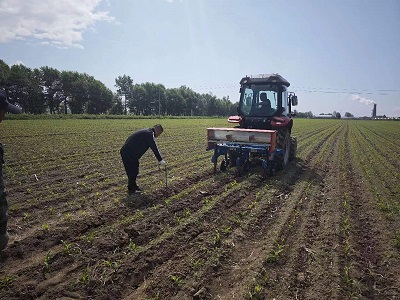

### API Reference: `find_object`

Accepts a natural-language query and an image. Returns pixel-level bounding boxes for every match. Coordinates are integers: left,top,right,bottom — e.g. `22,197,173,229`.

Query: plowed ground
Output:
0,118,399,300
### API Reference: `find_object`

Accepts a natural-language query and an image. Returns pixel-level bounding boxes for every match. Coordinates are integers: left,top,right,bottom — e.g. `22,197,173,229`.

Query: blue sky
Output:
1,0,399,117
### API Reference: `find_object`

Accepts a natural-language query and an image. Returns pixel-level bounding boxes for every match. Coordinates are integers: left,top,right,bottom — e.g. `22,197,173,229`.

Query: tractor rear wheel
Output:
276,128,290,170
289,137,297,161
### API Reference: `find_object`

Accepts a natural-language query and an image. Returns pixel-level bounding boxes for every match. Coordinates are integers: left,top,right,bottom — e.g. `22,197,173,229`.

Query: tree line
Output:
0,60,237,116
294,110,358,119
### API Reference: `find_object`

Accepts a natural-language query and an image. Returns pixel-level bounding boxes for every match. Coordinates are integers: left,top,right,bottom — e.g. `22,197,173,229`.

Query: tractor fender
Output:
271,116,293,130
228,115,242,123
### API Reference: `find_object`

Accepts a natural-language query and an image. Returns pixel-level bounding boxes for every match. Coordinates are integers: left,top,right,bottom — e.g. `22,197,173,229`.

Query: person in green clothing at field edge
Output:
0,89,22,250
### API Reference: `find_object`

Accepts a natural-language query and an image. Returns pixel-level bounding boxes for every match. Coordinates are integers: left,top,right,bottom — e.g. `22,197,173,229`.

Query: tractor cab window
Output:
240,85,279,117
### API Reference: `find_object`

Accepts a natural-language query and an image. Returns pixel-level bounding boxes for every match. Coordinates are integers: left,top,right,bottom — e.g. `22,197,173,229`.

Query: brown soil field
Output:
0,118,399,300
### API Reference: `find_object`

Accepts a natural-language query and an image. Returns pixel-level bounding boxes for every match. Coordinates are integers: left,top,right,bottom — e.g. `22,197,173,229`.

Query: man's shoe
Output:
128,187,142,195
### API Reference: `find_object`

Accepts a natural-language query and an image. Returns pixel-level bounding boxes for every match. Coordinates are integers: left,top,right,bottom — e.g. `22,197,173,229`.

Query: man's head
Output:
260,92,268,102
0,90,22,122
259,92,271,108
153,124,163,137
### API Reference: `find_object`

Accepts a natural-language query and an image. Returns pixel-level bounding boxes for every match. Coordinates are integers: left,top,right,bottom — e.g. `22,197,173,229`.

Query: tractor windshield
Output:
239,84,287,117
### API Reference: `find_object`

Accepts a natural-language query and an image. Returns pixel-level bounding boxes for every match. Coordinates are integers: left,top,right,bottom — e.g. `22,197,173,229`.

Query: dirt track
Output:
0,119,399,299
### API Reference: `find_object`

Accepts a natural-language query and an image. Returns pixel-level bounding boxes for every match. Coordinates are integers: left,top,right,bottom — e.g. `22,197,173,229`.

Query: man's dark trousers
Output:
120,147,139,192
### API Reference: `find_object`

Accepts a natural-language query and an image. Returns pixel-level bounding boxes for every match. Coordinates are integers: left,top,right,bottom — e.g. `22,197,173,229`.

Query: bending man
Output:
120,124,166,194
0,89,22,251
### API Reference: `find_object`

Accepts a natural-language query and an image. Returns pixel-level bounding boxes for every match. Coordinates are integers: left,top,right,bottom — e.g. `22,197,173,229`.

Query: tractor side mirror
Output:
291,95,298,106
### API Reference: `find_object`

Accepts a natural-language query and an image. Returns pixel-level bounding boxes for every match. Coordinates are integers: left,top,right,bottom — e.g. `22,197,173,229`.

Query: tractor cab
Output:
229,74,298,130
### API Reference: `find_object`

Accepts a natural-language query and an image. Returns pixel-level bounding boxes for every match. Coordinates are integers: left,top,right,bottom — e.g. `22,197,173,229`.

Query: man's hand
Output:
159,160,166,166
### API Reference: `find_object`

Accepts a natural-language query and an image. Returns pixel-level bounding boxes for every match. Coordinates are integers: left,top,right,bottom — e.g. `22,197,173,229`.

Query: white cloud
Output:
352,94,375,105
0,0,114,48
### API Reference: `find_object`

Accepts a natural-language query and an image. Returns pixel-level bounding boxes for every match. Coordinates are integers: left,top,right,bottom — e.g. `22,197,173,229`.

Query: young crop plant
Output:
105,223,117,236
287,209,300,229
266,239,286,263
142,293,160,300
102,259,120,270
394,230,400,249
225,180,238,191
229,214,243,227
248,201,258,210
247,284,264,300
65,213,72,222
213,229,222,248
79,266,91,285
42,223,49,231
128,239,138,252
61,240,81,256
43,251,53,271
23,212,30,222
170,274,184,286
0,274,14,288
223,226,232,234
191,258,204,269
81,231,96,243
204,196,212,207
185,208,191,218
175,213,183,225
343,264,354,287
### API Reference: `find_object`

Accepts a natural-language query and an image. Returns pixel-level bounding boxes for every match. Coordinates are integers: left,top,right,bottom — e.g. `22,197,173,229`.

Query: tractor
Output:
207,73,298,177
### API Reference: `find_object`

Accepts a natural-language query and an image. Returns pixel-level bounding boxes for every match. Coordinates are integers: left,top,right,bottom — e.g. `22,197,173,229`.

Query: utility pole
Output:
122,94,127,115
158,90,161,118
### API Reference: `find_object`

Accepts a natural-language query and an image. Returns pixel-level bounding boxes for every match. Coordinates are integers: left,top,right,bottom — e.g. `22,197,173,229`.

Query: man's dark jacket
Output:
121,128,162,161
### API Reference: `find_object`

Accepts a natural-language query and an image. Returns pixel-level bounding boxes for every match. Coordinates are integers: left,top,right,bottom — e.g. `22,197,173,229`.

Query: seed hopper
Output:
207,127,282,177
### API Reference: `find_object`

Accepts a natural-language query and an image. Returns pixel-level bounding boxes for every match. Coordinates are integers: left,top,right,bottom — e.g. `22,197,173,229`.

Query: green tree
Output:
178,86,197,115
333,111,341,119
86,77,113,114
130,84,147,115
115,75,133,114
344,112,354,118
27,68,46,114
165,88,185,115
110,94,123,114
38,66,63,114
0,60,10,88
141,82,161,115
61,71,83,114
7,64,34,112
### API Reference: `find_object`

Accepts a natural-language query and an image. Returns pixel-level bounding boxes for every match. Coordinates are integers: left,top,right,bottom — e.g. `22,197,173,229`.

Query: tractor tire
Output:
276,128,290,170
228,150,238,167
289,137,297,161
220,160,228,171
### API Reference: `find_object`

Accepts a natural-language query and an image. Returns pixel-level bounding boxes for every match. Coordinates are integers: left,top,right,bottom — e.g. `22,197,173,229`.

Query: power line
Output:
189,83,400,95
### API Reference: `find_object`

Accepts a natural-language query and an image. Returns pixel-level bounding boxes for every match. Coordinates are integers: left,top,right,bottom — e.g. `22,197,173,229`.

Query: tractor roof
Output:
240,73,290,87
